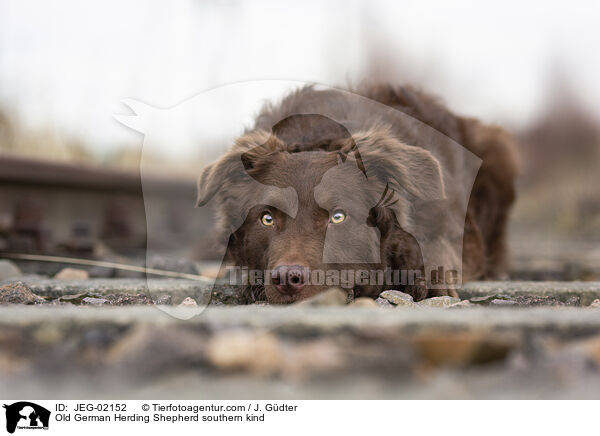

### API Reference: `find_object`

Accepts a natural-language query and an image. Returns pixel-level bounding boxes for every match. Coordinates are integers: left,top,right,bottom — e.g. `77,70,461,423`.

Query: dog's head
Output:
197,115,445,303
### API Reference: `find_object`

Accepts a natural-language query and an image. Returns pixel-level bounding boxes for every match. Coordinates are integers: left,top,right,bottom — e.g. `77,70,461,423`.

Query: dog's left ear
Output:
353,129,445,201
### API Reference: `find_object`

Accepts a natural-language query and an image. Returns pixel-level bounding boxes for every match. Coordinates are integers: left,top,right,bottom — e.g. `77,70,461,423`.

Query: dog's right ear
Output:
195,156,234,207
196,130,281,207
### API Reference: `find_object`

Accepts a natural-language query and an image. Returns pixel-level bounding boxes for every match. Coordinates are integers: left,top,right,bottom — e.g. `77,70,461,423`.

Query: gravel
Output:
2,305,600,398
0,281,45,305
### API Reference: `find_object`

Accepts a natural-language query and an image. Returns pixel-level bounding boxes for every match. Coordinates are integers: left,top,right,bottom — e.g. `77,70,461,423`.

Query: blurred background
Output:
1,0,599,275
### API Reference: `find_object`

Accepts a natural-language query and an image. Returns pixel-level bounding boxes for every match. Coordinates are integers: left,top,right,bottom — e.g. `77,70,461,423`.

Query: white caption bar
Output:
0,400,596,435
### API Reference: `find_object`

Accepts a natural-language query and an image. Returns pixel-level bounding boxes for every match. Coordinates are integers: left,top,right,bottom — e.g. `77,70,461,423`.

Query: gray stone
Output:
469,293,579,307
178,297,198,307
469,295,500,305
82,297,109,306
448,300,474,308
55,293,90,305
379,290,416,306
417,296,461,307
0,260,22,281
375,297,393,307
490,299,518,306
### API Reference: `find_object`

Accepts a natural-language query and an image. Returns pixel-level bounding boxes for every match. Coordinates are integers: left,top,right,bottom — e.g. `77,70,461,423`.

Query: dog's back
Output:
359,85,518,278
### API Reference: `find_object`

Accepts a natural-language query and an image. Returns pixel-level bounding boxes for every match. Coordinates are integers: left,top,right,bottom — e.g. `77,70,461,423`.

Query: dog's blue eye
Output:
261,212,274,226
330,210,346,224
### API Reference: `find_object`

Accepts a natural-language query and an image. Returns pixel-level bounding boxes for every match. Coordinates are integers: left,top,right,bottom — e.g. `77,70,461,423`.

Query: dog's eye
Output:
330,210,346,224
261,212,275,226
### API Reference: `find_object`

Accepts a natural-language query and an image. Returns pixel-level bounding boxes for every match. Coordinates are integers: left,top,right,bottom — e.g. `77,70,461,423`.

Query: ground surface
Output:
2,251,600,399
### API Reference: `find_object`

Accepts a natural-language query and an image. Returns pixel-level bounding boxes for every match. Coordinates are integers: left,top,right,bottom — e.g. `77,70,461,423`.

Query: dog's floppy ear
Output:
196,130,277,207
353,128,445,201
196,154,240,207
196,153,248,207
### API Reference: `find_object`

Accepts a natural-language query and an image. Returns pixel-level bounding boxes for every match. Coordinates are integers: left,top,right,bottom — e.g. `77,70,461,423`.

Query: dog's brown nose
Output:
271,264,308,295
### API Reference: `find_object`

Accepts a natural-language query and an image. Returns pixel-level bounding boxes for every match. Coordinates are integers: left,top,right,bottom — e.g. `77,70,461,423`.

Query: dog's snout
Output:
271,264,308,295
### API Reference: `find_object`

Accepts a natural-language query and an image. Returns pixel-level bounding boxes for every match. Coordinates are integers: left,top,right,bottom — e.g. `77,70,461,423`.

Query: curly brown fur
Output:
197,85,518,303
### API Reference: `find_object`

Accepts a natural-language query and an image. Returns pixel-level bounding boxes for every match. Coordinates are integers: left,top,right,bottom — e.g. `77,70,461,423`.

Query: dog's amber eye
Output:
330,210,346,224
261,212,274,226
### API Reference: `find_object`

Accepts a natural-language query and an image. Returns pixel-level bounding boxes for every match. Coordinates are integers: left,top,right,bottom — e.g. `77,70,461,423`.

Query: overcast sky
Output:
1,0,599,157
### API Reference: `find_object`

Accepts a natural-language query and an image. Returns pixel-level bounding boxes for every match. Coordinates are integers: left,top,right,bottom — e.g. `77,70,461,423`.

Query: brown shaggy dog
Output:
197,85,518,304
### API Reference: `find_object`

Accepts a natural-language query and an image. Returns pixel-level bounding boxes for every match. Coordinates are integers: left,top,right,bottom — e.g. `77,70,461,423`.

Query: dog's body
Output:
197,85,517,303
